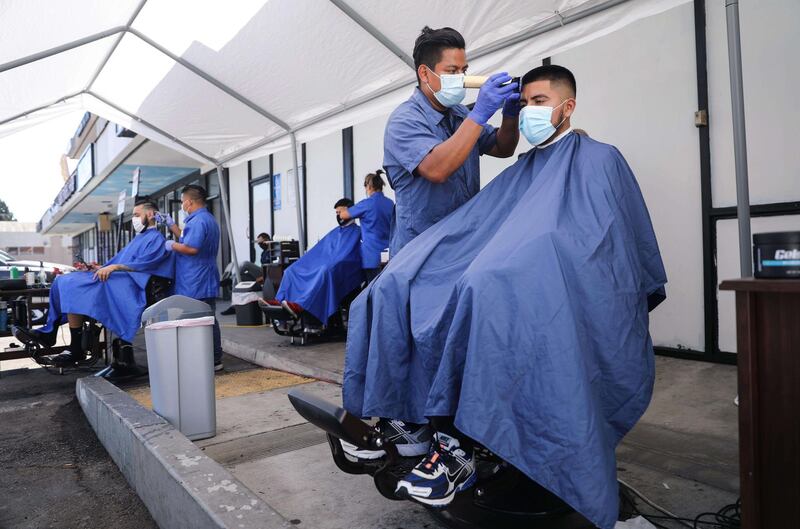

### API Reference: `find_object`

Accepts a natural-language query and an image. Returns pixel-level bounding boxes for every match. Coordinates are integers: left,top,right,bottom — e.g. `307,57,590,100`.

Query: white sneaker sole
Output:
340,439,431,460
395,471,477,507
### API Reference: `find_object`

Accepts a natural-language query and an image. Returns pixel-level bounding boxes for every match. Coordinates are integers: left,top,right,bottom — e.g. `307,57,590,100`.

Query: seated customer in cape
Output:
342,65,667,529
12,197,175,366
263,198,364,325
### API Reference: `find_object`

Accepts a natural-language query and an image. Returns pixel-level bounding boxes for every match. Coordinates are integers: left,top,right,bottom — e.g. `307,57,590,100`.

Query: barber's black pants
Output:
364,268,380,284
202,297,223,363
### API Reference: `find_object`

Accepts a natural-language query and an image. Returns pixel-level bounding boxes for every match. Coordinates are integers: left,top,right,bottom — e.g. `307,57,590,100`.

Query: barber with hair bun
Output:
336,170,394,283
162,183,224,371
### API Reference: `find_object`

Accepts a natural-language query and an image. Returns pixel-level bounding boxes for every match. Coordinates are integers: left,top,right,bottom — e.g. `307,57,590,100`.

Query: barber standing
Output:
336,170,394,283
161,184,224,371
384,26,520,256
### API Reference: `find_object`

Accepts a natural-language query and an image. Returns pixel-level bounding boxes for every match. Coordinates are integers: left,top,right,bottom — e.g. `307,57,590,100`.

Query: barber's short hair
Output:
334,198,354,209
181,184,208,203
364,170,385,192
413,26,466,83
134,196,157,211
521,64,577,97
257,232,271,241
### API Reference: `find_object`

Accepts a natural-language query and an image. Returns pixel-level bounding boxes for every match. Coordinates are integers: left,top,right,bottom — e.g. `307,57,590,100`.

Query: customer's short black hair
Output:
364,170,385,192
521,64,577,97
412,26,466,83
134,195,157,211
334,198,354,209
181,184,208,203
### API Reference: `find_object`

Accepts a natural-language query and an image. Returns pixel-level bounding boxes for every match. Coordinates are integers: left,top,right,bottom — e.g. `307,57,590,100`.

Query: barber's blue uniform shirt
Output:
175,207,220,299
383,88,497,255
347,191,394,269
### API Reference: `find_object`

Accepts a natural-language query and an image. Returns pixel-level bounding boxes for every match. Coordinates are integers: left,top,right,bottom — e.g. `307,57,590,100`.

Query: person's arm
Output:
93,263,133,282
417,73,518,182
486,114,520,158
167,241,199,256
416,121,486,184
339,199,369,222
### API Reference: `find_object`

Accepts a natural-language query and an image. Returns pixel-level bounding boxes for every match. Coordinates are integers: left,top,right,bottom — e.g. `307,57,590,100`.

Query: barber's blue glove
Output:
165,240,176,252
468,72,519,125
155,212,175,227
502,91,522,118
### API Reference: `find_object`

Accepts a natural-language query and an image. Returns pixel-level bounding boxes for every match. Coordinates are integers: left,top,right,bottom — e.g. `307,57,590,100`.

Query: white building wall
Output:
353,115,395,203
305,131,344,246
228,162,251,264
271,147,303,241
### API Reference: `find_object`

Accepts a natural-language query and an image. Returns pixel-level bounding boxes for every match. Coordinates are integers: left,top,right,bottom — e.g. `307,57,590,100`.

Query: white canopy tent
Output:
0,0,752,282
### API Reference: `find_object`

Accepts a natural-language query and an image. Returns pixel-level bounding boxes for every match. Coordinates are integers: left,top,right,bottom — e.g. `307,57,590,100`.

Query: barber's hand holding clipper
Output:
468,73,520,125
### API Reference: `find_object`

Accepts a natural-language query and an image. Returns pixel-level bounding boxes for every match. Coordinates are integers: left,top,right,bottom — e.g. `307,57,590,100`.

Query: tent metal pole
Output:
86,91,216,165
87,91,243,282
290,132,306,255
328,0,415,69
0,91,84,128
215,165,241,283
725,0,752,276
0,27,126,74
85,0,150,91
127,28,292,132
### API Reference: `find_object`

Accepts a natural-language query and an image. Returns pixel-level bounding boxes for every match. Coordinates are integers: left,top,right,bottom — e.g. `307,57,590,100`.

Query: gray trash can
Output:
232,281,263,326
141,295,216,440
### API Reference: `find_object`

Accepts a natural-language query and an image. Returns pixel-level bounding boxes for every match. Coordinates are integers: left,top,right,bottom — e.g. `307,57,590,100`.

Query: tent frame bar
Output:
85,0,150,91
328,0,415,69
0,27,126,74
126,27,292,132
0,91,84,128
86,90,242,281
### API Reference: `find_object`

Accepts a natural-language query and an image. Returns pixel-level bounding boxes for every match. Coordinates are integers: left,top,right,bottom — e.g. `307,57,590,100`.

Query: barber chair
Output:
259,288,359,346
287,389,634,529
94,276,172,380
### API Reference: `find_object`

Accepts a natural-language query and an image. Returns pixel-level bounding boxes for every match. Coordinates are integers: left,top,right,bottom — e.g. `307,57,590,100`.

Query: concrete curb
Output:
76,377,292,529
221,337,343,384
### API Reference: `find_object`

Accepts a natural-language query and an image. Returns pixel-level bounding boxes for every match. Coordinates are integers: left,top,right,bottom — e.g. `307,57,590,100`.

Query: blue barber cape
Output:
343,132,667,529
276,223,364,323
39,228,174,342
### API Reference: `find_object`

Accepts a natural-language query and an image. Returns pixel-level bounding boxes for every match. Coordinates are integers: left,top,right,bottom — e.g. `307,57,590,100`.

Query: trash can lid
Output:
233,281,260,292
141,295,214,325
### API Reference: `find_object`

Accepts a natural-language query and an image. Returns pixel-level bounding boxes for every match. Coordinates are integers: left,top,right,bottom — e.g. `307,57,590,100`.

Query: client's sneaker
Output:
395,432,476,507
340,419,432,460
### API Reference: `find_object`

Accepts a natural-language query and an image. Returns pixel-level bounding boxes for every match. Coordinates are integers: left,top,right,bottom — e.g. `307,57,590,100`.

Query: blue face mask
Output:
426,67,466,108
519,100,569,146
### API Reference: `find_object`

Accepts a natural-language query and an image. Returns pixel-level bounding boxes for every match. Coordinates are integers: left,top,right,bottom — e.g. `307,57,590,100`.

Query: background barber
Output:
384,26,520,256
161,184,224,371
336,170,394,283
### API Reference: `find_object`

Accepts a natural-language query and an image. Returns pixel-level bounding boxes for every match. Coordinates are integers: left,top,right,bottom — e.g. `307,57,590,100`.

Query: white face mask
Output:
132,216,146,233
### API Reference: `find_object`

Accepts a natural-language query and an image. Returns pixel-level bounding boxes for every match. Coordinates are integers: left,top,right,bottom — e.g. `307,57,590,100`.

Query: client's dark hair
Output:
334,198,354,209
181,184,208,203
521,64,577,97
257,232,271,241
364,170,385,191
412,26,466,84
134,195,157,211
